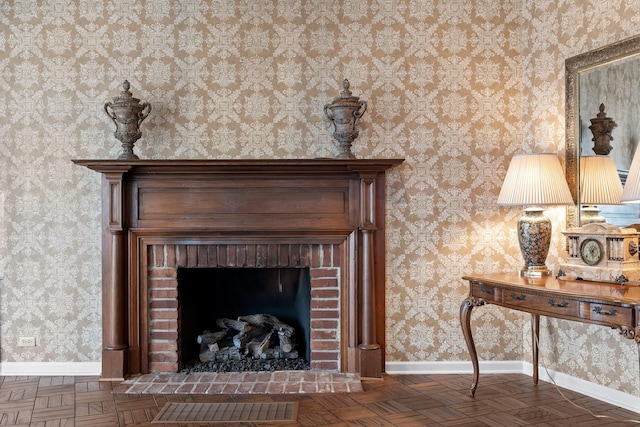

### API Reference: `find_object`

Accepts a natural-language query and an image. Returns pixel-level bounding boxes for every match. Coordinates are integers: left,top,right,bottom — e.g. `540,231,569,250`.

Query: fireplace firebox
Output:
148,241,342,373
178,267,311,368
73,158,403,380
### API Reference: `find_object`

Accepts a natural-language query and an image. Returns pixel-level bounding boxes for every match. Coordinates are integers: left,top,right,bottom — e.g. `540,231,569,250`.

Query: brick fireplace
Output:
73,158,403,380
148,242,341,373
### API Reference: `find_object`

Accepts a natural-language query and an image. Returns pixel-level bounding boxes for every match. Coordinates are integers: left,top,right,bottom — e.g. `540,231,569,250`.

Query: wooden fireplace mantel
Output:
73,158,404,380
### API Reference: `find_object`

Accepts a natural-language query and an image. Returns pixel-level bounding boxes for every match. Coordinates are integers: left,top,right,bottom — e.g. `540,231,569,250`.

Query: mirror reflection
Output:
579,55,640,226
565,35,640,228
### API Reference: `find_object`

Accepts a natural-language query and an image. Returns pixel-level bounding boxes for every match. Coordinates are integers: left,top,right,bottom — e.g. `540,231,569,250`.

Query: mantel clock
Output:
558,222,640,284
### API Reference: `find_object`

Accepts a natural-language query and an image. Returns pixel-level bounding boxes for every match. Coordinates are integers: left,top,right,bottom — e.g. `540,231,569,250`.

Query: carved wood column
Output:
358,171,382,378
100,166,131,380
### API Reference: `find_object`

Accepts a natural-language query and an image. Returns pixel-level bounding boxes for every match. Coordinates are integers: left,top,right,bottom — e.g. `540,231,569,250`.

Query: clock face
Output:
580,239,603,266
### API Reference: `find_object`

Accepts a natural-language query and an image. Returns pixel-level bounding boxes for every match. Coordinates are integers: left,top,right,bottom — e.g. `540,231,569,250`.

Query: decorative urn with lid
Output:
104,80,151,160
324,79,367,159
588,103,617,155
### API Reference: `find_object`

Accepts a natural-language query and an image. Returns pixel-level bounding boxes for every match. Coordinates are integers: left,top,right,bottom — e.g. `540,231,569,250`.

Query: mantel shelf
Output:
72,158,405,175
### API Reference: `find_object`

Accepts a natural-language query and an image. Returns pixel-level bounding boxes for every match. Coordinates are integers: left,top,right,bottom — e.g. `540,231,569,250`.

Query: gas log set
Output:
196,313,302,365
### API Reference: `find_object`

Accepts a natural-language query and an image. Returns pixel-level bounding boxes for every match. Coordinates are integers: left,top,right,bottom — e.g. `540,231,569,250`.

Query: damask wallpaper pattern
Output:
0,0,638,396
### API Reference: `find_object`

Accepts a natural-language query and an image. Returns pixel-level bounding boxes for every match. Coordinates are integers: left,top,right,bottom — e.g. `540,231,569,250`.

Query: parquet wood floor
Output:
0,373,638,426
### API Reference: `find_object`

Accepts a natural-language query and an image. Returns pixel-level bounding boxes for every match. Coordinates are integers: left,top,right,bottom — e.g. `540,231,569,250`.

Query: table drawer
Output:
582,302,633,326
504,291,579,317
471,282,500,301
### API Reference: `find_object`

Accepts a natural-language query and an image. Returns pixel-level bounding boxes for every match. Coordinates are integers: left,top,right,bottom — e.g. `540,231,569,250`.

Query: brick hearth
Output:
148,243,341,373
115,370,363,394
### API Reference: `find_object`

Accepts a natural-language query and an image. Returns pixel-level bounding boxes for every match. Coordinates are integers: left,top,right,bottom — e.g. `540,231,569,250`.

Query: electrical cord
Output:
534,331,640,424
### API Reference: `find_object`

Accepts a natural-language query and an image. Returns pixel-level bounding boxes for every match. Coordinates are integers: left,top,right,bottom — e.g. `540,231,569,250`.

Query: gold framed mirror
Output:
566,34,640,228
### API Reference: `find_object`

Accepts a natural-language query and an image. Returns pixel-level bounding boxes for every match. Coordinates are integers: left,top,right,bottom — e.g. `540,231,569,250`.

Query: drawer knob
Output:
510,292,526,301
548,299,569,308
593,306,617,316
480,286,494,295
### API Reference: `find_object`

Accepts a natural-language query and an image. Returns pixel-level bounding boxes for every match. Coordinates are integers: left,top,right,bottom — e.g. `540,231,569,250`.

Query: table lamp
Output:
621,144,640,203
579,155,623,224
497,153,574,277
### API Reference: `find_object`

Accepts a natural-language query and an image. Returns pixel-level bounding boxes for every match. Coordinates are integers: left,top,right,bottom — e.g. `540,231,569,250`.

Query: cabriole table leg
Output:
460,297,480,396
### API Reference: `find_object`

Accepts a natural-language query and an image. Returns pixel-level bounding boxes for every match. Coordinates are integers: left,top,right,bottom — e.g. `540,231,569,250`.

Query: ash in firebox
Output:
180,357,310,373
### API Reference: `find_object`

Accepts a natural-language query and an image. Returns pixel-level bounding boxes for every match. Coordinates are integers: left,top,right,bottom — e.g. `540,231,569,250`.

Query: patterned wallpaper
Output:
0,1,638,396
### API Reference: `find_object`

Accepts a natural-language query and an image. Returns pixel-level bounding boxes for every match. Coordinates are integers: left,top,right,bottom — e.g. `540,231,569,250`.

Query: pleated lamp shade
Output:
497,153,573,277
580,156,622,205
497,153,574,207
622,145,640,203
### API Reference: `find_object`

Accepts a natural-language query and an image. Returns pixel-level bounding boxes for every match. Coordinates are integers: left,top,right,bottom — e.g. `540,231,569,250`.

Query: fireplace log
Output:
278,331,294,353
239,313,295,337
282,349,298,359
199,344,214,362
232,326,263,349
261,348,281,359
247,331,274,358
199,344,242,362
216,318,249,332
197,330,227,345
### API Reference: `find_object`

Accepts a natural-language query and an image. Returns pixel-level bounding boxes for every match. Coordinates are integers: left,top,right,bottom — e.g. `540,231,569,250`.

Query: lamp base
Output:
517,207,552,277
519,265,552,277
580,206,606,224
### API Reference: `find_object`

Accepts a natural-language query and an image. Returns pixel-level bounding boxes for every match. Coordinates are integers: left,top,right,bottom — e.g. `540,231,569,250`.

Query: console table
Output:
460,273,640,396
